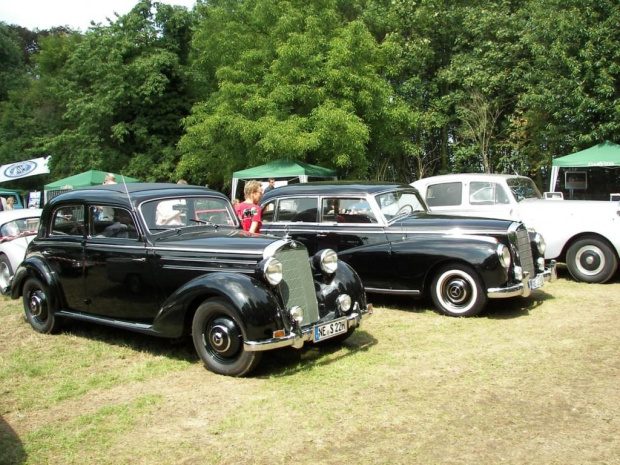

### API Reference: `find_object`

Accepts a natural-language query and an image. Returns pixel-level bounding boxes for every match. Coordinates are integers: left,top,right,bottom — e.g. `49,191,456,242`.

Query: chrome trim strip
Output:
364,287,421,296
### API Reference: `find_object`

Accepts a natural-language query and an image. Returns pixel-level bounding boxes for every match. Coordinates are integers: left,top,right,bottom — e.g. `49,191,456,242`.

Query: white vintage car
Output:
0,208,42,294
412,174,620,284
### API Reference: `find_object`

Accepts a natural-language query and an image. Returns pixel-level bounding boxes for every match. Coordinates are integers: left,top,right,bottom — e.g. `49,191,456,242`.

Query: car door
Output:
83,206,160,321
41,203,88,311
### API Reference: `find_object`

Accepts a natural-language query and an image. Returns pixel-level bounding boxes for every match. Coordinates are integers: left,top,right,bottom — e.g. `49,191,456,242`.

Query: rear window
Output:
425,182,462,207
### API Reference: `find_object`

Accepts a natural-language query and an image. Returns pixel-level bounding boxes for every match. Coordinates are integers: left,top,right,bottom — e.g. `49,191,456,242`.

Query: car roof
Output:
0,208,43,223
413,173,530,186
48,183,228,207
261,181,411,201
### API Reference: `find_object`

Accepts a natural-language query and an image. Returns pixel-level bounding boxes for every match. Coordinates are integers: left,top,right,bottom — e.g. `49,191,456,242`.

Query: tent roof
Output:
552,141,620,168
232,159,336,180
45,170,140,190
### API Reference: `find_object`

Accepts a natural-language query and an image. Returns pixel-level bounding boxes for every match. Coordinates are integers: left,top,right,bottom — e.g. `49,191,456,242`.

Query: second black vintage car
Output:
10,183,372,376
260,182,557,317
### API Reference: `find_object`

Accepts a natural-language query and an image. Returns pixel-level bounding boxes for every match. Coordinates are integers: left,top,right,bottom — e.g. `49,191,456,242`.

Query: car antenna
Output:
120,173,137,215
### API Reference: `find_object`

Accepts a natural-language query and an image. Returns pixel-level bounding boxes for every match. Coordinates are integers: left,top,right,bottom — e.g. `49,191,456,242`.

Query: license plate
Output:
530,274,544,290
313,318,347,342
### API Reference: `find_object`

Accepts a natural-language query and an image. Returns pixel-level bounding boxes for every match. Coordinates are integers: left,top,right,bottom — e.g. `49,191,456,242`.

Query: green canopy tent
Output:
231,159,337,199
44,170,140,201
550,141,620,195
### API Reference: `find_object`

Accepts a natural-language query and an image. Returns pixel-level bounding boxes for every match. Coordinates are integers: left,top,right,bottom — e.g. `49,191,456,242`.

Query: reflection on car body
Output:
11,183,371,376
261,182,557,317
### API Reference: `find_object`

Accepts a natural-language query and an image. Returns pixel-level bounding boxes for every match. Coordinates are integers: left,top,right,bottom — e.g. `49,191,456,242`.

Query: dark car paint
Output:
12,183,368,346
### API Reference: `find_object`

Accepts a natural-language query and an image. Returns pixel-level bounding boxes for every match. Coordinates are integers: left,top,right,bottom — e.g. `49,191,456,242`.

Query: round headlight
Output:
336,294,352,313
534,233,546,255
315,249,338,274
497,243,511,269
262,257,283,286
289,306,304,324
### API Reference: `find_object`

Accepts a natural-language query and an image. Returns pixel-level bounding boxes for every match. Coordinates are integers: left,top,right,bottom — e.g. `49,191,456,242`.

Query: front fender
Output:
315,260,367,313
11,255,60,299
152,272,285,340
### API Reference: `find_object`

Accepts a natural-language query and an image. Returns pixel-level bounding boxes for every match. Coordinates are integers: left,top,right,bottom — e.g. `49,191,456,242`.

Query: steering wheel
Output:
396,205,413,216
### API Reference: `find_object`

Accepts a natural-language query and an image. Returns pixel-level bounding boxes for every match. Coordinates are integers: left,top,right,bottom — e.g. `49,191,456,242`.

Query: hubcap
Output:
575,245,604,276
0,263,10,290
436,270,477,314
204,316,241,359
28,291,47,320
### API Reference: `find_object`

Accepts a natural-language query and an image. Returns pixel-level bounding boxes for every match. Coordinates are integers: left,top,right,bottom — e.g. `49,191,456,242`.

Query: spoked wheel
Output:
23,277,61,333
430,264,487,317
192,298,262,376
566,237,618,283
0,255,13,295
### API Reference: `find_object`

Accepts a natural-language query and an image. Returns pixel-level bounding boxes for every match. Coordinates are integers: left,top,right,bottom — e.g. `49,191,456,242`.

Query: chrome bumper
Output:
244,303,373,352
487,260,557,299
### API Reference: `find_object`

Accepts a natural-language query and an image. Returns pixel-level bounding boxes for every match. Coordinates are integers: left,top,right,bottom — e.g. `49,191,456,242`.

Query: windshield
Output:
141,196,237,233
506,177,542,201
375,190,427,221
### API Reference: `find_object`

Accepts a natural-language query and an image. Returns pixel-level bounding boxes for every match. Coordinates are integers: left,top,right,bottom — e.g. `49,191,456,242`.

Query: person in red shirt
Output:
234,180,263,233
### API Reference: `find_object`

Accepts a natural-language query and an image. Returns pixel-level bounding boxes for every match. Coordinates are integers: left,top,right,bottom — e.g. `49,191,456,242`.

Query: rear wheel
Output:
566,237,618,283
23,277,61,333
0,255,13,295
430,264,487,317
192,298,262,377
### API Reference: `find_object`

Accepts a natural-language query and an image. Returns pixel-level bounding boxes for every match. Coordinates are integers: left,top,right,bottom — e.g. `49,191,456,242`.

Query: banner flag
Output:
0,156,51,183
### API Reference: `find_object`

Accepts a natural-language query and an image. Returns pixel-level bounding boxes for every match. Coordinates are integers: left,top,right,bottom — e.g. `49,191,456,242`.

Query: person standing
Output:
235,180,263,233
5,197,15,210
263,178,276,194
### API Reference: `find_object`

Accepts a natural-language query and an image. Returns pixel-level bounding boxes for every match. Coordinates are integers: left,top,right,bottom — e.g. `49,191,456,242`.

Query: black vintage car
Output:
260,182,557,317
10,183,372,376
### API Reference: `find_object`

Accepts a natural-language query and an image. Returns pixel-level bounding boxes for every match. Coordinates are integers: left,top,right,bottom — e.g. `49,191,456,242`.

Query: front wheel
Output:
23,277,61,333
566,237,618,283
192,298,262,377
430,264,487,317
0,255,13,295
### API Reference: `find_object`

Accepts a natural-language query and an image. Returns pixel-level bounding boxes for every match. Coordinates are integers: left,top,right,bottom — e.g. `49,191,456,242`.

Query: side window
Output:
291,198,318,222
51,205,85,237
470,182,506,205
425,182,462,207
335,198,376,223
273,198,318,222
92,207,138,239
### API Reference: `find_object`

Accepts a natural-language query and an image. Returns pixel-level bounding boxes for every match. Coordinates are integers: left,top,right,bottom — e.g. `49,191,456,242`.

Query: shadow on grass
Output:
56,319,378,378
367,285,556,320
0,416,26,465
253,328,379,378
58,319,199,364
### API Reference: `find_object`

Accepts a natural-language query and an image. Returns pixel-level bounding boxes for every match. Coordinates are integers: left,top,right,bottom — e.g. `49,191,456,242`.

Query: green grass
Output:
2,271,620,464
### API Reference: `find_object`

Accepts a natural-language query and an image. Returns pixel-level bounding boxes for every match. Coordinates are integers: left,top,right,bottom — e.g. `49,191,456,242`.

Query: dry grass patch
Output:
2,269,620,464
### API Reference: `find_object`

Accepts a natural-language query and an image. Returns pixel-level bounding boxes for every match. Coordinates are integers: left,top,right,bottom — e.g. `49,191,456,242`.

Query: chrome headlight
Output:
289,306,304,324
497,244,511,269
313,249,338,275
259,257,283,286
534,233,546,255
336,294,352,313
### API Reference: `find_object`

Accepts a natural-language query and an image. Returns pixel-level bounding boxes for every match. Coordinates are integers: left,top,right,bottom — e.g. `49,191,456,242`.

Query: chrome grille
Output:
274,247,320,326
515,227,535,278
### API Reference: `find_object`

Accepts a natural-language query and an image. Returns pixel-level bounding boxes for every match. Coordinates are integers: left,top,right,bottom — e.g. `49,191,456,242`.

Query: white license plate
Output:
530,274,544,290
313,318,347,342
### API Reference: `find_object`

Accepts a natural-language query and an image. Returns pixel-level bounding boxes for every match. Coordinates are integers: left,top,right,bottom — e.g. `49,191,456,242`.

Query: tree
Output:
178,0,409,190
42,0,196,181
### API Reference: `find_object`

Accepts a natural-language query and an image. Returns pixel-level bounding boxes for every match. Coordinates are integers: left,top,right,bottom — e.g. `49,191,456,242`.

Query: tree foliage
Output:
1,0,620,193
